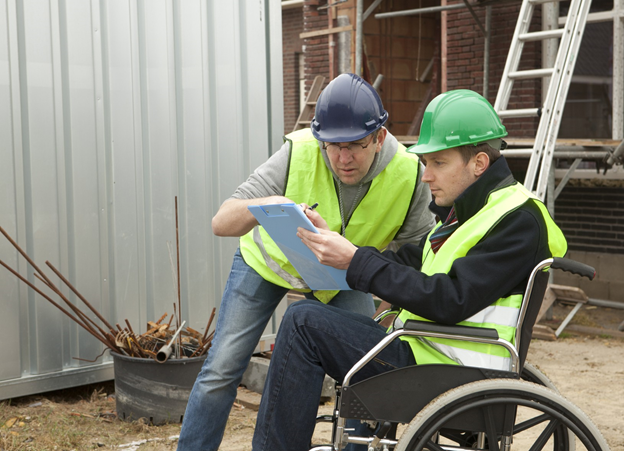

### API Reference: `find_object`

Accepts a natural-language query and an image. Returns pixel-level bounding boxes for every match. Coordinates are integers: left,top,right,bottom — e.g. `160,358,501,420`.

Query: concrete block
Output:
580,278,610,301
241,356,336,400
598,254,624,281
609,282,624,303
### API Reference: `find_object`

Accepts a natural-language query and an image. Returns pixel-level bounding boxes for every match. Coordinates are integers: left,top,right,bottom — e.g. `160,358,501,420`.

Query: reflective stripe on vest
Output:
396,181,567,370
239,128,421,300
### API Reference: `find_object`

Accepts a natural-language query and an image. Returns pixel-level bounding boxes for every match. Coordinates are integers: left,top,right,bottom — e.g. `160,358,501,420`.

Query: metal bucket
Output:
112,352,206,424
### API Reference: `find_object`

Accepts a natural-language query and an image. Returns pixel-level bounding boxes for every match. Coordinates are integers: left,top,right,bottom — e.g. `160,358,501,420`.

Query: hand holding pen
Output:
303,202,329,230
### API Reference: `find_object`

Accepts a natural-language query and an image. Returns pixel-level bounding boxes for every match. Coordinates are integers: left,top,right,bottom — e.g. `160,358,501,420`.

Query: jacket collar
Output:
428,156,517,224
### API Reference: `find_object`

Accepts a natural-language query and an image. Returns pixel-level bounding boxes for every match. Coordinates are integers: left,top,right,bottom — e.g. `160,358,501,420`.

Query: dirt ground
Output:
1,302,624,451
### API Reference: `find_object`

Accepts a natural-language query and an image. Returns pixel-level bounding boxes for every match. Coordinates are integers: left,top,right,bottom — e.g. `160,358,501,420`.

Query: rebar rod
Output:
0,225,56,288
175,196,182,353
46,260,117,334
201,307,217,342
32,272,117,349
0,259,118,352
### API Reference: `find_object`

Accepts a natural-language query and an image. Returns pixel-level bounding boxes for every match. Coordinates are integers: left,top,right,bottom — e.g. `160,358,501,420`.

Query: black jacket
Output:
347,156,557,326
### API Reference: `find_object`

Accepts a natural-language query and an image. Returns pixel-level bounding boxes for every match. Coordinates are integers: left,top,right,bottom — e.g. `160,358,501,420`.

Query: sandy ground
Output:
2,304,623,451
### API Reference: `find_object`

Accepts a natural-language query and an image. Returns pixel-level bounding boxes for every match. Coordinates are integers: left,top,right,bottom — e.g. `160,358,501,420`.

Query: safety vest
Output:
239,128,421,301
396,181,567,370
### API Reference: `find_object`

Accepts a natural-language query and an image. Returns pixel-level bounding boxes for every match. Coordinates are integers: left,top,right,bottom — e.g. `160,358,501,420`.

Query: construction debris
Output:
0,218,216,362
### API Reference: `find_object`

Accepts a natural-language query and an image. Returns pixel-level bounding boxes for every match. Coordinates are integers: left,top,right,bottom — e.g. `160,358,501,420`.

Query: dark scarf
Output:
429,207,459,253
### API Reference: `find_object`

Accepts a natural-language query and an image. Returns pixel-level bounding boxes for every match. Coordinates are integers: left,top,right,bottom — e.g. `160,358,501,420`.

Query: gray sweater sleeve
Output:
230,141,290,200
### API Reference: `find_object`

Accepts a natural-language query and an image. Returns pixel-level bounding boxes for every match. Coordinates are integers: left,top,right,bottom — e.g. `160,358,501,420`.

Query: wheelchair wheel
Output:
522,362,575,451
522,362,558,391
395,379,609,451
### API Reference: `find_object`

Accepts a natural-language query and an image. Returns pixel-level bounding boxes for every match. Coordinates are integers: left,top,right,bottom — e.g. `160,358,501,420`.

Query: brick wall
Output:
303,0,331,98
446,2,541,138
282,7,304,133
361,0,438,135
552,182,624,302
556,184,624,254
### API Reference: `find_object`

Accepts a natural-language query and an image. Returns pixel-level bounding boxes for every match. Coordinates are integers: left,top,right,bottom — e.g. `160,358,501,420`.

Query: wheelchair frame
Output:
310,257,609,451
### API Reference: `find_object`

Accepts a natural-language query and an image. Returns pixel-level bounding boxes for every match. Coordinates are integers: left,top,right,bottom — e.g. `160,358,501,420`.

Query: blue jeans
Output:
177,250,375,451
252,300,415,451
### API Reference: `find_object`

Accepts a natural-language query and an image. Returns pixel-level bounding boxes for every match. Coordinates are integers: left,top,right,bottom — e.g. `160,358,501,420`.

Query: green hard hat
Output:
408,89,507,155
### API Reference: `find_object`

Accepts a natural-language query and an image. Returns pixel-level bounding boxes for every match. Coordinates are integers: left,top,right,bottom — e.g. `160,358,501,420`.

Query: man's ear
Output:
375,128,388,153
473,152,490,177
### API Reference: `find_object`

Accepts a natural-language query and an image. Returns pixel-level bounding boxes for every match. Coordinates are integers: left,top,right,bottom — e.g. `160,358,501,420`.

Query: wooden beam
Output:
300,25,352,39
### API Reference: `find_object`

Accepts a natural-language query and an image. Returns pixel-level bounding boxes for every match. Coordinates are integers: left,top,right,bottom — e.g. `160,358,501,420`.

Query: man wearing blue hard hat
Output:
177,73,435,450
249,89,567,451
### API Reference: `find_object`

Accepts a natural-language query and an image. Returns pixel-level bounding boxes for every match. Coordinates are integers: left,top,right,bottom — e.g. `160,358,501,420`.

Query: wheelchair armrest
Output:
404,320,499,340
374,309,399,323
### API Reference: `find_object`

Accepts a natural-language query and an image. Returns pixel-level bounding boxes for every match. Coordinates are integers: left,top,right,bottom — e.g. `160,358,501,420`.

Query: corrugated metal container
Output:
0,0,284,400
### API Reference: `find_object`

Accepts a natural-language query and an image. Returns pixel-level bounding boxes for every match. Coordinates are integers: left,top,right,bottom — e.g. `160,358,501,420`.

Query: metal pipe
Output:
606,139,624,165
372,73,384,90
175,197,181,339
588,298,624,309
0,259,118,352
502,149,611,159
375,2,465,19
156,320,187,363
483,5,491,98
363,0,384,21
355,0,363,75
46,260,117,333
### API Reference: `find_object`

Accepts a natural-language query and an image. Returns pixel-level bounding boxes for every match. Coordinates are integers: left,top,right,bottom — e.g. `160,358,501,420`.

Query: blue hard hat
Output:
311,73,388,143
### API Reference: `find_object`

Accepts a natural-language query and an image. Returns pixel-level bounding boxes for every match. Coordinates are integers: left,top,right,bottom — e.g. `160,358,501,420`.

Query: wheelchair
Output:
311,257,610,451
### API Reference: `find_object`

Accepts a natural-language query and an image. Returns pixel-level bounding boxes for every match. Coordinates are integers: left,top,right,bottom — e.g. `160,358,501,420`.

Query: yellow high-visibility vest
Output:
240,128,421,301
396,181,567,370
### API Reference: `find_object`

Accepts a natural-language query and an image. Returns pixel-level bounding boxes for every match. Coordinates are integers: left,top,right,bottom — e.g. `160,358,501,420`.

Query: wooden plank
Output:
300,25,352,39
532,324,557,341
548,284,588,303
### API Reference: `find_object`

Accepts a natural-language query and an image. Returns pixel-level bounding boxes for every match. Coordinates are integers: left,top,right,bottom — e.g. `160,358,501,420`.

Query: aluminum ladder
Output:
494,0,593,201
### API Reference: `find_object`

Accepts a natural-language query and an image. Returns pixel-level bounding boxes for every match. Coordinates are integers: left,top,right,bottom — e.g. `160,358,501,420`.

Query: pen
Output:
308,202,319,211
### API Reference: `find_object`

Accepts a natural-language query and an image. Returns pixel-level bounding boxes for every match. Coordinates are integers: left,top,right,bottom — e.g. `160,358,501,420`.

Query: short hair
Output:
455,142,501,165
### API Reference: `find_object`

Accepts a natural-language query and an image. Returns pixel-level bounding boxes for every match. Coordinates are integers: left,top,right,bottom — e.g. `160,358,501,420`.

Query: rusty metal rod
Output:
32,272,114,344
31,272,118,350
0,259,119,352
0,225,56,288
201,307,217,342
0,226,115,347
175,196,181,338
46,260,117,334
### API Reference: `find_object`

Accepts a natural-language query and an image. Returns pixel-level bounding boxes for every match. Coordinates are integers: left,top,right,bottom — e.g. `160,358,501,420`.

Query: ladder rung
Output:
501,148,534,157
298,120,312,126
528,0,560,5
519,28,565,42
306,101,317,106
498,108,540,118
509,68,554,80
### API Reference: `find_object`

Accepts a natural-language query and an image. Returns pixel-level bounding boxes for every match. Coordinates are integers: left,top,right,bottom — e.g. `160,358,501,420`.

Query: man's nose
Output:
421,166,433,182
339,148,353,162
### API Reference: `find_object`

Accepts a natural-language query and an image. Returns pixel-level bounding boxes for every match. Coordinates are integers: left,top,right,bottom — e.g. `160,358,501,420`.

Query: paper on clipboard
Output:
248,203,350,290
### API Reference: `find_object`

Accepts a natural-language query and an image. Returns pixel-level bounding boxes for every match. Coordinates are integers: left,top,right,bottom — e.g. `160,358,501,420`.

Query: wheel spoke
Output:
528,419,562,451
514,413,550,434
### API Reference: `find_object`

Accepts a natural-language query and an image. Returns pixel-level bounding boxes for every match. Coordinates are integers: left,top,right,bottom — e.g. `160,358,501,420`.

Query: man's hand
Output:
301,205,329,230
297,227,357,270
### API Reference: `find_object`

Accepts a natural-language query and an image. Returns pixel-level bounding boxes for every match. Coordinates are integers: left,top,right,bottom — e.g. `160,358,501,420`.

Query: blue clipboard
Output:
248,203,350,290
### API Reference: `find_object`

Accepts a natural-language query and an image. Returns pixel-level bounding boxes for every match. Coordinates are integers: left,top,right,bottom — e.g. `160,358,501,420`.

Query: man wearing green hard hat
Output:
250,89,568,451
